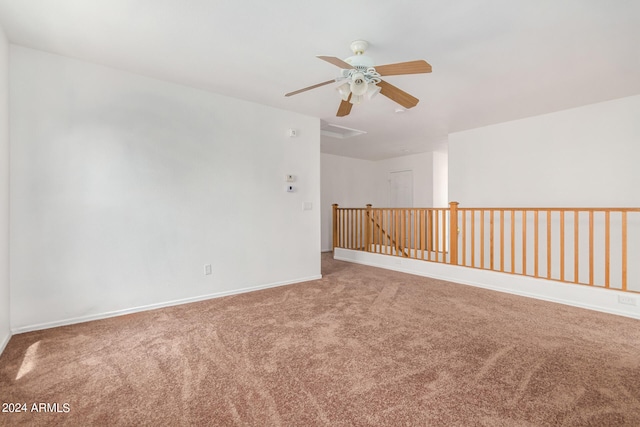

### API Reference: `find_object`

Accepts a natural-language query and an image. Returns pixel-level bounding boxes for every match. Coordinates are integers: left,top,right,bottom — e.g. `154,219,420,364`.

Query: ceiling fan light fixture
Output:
336,83,351,101
350,94,364,105
366,84,381,100
350,72,368,96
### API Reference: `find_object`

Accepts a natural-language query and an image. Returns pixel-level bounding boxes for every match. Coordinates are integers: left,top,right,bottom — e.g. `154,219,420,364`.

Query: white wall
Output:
10,46,321,332
448,95,640,292
449,95,640,207
0,24,10,353
320,153,377,251
432,150,448,208
321,150,446,251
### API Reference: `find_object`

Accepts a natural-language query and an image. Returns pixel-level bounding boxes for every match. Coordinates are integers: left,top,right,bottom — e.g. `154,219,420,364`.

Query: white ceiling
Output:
0,0,638,161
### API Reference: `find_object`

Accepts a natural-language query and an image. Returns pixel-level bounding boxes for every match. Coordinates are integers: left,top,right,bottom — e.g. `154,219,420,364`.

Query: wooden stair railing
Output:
333,202,640,293
332,204,410,257
364,204,410,258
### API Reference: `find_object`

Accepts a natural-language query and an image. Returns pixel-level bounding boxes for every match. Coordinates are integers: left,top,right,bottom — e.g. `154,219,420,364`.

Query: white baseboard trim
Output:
11,274,323,335
335,248,640,320
0,332,10,356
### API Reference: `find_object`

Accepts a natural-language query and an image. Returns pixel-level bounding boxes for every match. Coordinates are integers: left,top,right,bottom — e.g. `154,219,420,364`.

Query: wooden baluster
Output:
413,209,420,259
510,210,515,273
376,209,381,254
393,209,400,256
449,202,459,265
589,211,594,285
357,209,360,250
462,210,467,266
547,210,552,280
605,210,610,288
365,204,372,252
421,209,426,260
380,209,384,254
389,209,394,255
338,208,342,249
342,209,346,249
534,210,539,277
400,209,405,254
344,209,348,249
331,203,338,254
480,210,485,269
574,211,579,284
490,210,495,270
500,210,504,272
441,209,446,262
384,209,388,253
428,210,433,254
356,209,359,250
346,209,350,249
343,209,347,249
622,211,627,291
560,210,565,282
522,211,527,276
352,209,356,249
434,210,439,261
471,210,476,268
360,208,364,250
409,209,413,257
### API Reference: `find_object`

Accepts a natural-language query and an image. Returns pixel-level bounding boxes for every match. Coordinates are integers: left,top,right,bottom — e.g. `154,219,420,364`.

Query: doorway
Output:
389,170,413,208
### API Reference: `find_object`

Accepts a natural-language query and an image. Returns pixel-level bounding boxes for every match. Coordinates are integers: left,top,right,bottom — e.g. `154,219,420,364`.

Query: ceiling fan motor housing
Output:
345,39,375,70
345,54,375,70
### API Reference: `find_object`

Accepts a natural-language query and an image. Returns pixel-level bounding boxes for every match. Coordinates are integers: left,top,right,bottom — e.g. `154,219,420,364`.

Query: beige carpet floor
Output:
1,252,640,426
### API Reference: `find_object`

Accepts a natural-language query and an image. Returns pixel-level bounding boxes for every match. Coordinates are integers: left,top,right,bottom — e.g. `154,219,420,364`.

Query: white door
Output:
389,170,413,208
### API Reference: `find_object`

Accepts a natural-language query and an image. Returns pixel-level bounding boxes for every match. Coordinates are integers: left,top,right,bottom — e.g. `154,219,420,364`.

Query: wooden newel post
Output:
365,204,372,252
449,201,459,265
332,204,339,254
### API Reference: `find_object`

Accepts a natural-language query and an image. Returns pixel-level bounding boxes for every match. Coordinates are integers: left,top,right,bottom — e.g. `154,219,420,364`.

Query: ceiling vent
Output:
320,121,367,139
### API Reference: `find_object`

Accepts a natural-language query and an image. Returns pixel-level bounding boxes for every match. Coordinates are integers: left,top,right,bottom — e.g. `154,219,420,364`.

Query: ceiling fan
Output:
285,40,432,117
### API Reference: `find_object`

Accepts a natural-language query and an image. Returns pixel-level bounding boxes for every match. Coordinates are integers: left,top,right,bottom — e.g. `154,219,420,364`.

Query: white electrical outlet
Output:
204,264,212,275
618,295,637,306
